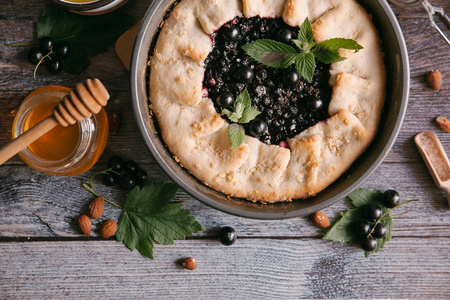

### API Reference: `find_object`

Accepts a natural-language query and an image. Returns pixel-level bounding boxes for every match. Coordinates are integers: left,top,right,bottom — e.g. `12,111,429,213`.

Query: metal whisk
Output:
389,0,450,46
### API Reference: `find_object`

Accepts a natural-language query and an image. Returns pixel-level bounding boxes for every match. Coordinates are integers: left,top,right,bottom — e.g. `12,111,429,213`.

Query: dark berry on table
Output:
355,221,371,236
249,119,268,137
218,226,237,246
382,190,400,208
135,168,148,185
28,47,44,64
222,24,240,41
101,173,116,186
307,98,324,111
360,237,377,252
53,42,70,59
39,36,54,52
372,223,387,239
283,70,299,85
46,59,62,74
364,204,383,222
107,156,124,172
216,92,234,108
119,173,137,189
237,66,254,83
124,160,138,174
277,28,293,43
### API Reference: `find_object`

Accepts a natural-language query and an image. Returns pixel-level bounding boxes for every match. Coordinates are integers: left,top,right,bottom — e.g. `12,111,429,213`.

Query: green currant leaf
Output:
297,17,315,44
235,88,252,109
36,5,137,74
116,183,203,260
295,53,315,83
228,124,246,148
348,188,383,207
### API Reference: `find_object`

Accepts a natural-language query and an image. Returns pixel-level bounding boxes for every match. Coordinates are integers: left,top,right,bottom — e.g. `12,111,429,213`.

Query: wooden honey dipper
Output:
0,78,109,166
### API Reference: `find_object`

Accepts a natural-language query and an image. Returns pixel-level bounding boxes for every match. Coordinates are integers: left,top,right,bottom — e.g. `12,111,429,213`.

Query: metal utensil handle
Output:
421,0,450,46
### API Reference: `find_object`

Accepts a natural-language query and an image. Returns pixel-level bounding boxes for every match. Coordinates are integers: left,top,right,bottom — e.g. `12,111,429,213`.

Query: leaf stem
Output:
5,42,36,47
82,183,124,210
366,199,419,238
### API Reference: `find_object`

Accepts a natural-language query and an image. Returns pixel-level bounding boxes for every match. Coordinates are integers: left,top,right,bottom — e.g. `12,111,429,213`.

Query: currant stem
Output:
366,199,419,238
89,168,121,187
82,183,124,210
33,50,53,79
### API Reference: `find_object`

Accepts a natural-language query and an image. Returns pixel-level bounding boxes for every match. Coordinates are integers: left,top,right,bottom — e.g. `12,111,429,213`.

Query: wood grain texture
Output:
0,0,449,298
0,239,449,299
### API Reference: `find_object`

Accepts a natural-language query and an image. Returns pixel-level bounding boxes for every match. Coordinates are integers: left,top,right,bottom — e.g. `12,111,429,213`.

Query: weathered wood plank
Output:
1,162,449,238
0,238,449,299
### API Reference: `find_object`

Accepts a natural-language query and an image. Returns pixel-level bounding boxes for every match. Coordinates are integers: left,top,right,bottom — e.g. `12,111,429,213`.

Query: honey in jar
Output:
12,85,109,176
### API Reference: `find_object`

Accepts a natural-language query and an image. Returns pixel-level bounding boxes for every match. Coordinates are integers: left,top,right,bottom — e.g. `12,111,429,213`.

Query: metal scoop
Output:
389,0,450,46
414,131,450,206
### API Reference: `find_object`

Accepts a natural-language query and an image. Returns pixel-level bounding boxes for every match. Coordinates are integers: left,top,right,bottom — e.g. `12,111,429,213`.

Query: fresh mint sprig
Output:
242,18,363,83
221,88,261,148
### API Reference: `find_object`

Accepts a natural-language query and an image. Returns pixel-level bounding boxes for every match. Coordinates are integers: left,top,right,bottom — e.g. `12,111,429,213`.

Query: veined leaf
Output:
228,124,246,148
297,18,314,44
295,53,315,83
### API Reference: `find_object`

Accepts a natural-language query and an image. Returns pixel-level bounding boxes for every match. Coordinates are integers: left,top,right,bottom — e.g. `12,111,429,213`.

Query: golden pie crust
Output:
149,0,386,203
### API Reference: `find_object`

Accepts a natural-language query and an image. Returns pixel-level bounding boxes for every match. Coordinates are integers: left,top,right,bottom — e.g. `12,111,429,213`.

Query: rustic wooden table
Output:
1,0,449,298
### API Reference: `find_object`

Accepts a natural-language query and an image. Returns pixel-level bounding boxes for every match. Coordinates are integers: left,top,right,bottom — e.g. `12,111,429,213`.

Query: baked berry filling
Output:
203,17,332,145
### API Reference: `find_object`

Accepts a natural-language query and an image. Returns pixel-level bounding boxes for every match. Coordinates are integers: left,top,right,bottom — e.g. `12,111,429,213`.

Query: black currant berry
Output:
218,226,237,246
119,173,137,189
135,168,148,185
28,47,44,64
283,70,299,85
355,221,371,236
249,119,268,137
124,160,138,174
307,98,324,111
222,24,240,41
364,204,383,222
101,173,116,186
360,237,377,252
53,42,70,59
46,59,62,74
372,223,387,239
277,29,293,44
108,156,124,172
216,92,234,108
237,66,254,83
39,36,54,52
382,190,400,208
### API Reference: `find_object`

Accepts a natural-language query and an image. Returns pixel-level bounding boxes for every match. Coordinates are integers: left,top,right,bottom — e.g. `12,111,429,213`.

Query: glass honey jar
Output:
12,85,109,176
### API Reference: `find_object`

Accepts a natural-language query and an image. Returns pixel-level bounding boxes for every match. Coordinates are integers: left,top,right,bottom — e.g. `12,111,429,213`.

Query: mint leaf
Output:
297,18,314,44
116,183,203,260
228,124,246,148
240,107,261,124
312,38,363,64
236,88,252,109
222,88,261,125
295,53,315,83
348,188,382,207
242,40,298,68
36,5,137,73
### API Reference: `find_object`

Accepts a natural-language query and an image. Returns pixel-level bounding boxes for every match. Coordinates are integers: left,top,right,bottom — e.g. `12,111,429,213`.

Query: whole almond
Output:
311,211,330,229
426,70,442,91
100,219,117,238
181,257,197,270
436,116,450,132
77,215,91,237
88,196,104,219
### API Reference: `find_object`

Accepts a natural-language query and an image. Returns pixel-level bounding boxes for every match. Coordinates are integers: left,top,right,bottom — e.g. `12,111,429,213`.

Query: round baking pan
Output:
130,0,409,219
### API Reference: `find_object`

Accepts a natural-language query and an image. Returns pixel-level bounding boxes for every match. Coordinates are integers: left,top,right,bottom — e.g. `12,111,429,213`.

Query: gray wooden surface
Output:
1,0,449,298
